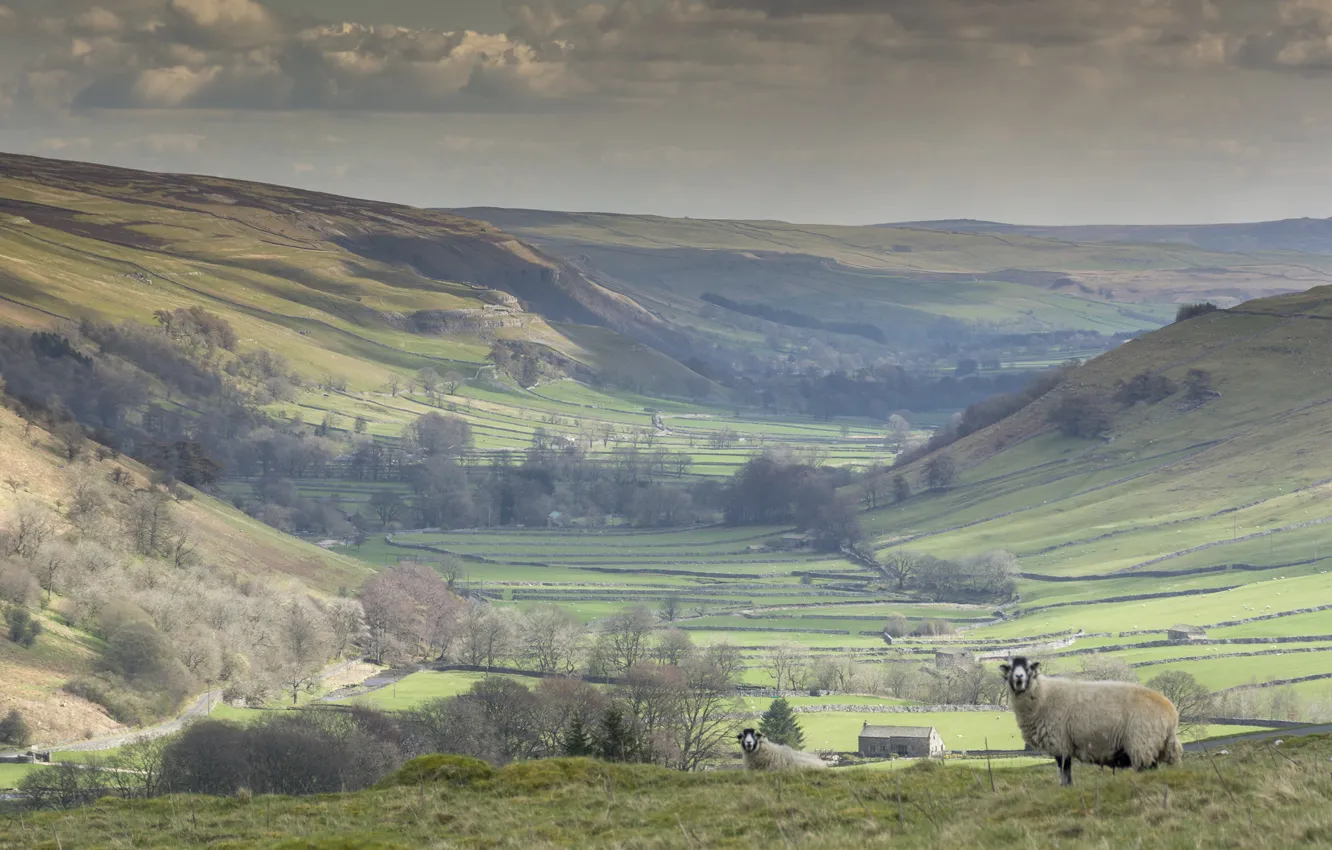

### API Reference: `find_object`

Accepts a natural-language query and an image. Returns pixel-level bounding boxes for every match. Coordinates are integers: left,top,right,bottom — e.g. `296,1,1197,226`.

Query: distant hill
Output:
871,284,1332,581
449,207,1332,369
884,217,1332,255
0,154,699,397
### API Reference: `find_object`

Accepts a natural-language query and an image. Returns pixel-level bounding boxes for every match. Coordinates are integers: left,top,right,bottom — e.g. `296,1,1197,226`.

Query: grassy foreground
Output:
6,736,1331,849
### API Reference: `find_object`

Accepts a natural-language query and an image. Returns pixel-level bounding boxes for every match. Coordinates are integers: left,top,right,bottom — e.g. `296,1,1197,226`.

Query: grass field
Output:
8,735,1332,848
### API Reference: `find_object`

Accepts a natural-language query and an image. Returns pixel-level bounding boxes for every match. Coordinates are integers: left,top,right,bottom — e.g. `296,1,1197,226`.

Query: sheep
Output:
736,729,828,771
999,656,1183,786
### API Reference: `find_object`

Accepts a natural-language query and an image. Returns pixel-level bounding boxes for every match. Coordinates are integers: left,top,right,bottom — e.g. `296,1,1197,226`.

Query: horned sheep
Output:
1000,656,1183,786
737,729,828,771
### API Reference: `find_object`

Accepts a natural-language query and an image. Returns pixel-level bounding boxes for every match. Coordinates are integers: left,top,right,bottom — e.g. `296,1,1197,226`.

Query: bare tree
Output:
1148,670,1213,737
673,655,741,771
761,643,803,692
651,629,695,666
324,599,365,660
5,500,54,560
521,604,586,674
121,489,174,556
33,541,73,603
598,605,657,674
458,605,516,669
275,600,330,705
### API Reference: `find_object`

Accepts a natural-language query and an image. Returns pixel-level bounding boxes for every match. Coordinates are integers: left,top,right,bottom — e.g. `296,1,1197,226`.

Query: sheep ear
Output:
999,664,1010,677
1029,662,1041,675
755,732,763,740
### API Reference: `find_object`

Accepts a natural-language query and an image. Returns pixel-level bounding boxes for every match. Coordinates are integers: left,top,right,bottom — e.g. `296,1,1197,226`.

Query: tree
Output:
892,474,911,503
521,604,585,675
54,421,87,460
276,601,330,705
1047,394,1111,439
368,490,405,528
598,605,657,673
1148,670,1213,735
759,697,805,749
407,412,472,458
386,376,401,397
458,605,516,669
121,490,175,556
417,368,441,402
652,629,695,666
673,654,741,771
5,500,54,560
595,706,639,763
924,454,956,490
883,614,910,638
762,643,802,692
0,708,30,746
563,712,594,757
1076,654,1137,682
660,594,682,623
1175,302,1218,323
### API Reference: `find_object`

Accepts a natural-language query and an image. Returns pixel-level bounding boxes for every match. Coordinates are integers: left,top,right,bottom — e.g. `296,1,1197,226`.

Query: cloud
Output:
18,1,576,113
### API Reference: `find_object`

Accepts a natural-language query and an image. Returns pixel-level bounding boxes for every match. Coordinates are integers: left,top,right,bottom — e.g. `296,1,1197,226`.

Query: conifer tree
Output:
759,697,805,749
564,713,593,757
596,706,636,763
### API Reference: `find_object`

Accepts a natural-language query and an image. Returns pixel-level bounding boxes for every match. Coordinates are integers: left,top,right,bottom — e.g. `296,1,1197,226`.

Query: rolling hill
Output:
865,286,1332,693
0,153,703,399
888,216,1332,256
449,208,1332,365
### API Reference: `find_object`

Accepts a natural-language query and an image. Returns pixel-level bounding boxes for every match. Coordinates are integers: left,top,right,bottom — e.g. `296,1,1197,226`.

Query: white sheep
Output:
1000,656,1183,786
737,728,828,771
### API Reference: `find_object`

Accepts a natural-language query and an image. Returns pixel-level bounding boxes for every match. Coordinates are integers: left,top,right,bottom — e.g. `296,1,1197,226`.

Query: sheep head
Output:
738,728,763,754
1000,656,1040,695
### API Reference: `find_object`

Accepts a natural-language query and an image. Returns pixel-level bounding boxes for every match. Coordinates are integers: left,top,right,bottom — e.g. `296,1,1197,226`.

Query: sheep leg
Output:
1055,756,1073,787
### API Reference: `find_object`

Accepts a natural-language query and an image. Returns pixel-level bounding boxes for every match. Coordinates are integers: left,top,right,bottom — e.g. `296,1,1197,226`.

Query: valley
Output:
1,155,1331,840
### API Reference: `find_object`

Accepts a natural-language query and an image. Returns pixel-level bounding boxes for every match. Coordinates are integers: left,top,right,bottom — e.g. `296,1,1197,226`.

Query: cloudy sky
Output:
3,0,1332,224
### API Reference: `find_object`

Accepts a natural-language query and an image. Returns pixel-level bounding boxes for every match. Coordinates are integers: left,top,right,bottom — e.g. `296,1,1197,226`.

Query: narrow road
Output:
1183,723,1332,751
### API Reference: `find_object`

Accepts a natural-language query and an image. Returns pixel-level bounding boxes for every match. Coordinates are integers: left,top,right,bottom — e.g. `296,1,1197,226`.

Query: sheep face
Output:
1000,656,1040,696
738,728,763,754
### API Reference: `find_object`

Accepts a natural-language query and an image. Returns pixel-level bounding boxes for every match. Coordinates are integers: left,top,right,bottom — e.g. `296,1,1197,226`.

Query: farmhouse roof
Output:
1169,624,1205,633
859,725,937,739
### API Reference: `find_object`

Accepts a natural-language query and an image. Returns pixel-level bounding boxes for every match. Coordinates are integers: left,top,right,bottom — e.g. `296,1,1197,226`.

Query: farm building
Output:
858,723,945,759
1167,624,1206,642
778,532,815,551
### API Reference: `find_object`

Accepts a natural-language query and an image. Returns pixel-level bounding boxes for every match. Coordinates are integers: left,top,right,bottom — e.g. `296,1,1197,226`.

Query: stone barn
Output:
1167,624,1206,642
858,723,945,759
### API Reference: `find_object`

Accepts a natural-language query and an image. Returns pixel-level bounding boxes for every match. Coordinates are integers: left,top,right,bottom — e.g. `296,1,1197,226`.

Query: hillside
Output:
6,737,1332,848
856,287,1332,697
449,207,1332,366
889,217,1332,256
0,402,369,745
0,154,699,398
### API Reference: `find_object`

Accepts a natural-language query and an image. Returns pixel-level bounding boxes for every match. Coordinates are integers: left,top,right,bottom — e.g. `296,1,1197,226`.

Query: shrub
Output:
883,615,910,638
6,605,41,647
0,708,31,747
1114,372,1177,406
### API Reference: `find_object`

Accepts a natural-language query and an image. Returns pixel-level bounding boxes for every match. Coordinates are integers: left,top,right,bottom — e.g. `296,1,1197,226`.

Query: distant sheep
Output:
737,729,828,771
1000,656,1183,786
